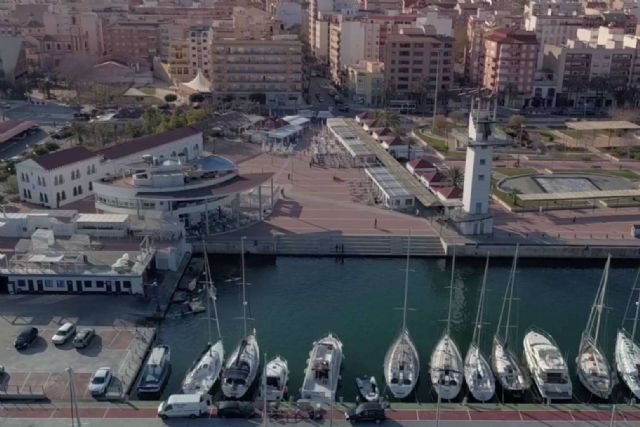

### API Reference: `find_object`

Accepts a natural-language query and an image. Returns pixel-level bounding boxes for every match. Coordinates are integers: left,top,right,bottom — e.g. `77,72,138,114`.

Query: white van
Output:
157,393,210,419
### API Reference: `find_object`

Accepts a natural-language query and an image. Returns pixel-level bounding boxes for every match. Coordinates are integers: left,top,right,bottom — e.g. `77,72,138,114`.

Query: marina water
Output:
157,256,639,403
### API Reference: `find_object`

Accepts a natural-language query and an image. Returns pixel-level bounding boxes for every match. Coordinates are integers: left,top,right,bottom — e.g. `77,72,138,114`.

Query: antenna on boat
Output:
262,352,268,427
446,248,456,336
593,255,611,347
625,267,640,341
241,236,248,338
497,244,518,345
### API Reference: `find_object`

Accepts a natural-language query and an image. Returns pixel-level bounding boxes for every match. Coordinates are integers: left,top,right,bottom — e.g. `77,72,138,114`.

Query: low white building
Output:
365,166,414,210
326,117,377,166
16,127,204,208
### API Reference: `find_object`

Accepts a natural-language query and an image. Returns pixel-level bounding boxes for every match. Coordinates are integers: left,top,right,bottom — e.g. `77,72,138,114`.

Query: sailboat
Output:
576,255,614,400
182,244,225,394
615,267,640,399
384,236,420,399
491,245,530,398
221,237,260,399
262,356,289,402
464,254,495,402
429,251,463,400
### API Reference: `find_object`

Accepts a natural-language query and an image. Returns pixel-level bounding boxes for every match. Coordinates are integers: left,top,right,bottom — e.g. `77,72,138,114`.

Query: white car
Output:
51,322,76,345
88,367,112,396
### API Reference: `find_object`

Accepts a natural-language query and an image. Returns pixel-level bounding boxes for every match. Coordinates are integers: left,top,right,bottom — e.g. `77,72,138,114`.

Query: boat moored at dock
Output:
262,356,289,402
300,334,343,402
137,345,172,398
523,329,572,401
615,268,640,399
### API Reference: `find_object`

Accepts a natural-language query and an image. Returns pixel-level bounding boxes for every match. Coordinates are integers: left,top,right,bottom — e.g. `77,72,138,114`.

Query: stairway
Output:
274,234,445,257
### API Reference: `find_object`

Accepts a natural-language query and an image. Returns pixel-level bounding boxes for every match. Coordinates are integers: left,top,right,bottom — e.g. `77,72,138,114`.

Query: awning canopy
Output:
182,70,211,93
518,188,640,202
566,120,640,131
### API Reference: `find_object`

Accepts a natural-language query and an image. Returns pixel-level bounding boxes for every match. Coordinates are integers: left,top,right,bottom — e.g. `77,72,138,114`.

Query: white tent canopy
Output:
182,70,211,93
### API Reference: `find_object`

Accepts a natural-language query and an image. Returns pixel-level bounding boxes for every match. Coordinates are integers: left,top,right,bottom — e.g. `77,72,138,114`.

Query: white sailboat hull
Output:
300,334,343,402
222,334,260,399
523,330,572,401
182,340,224,394
615,330,640,399
491,336,530,396
464,344,495,402
576,336,612,400
384,329,420,399
430,334,463,400
262,356,289,402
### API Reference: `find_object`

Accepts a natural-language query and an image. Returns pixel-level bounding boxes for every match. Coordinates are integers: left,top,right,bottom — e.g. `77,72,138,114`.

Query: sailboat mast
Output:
446,250,456,335
631,268,640,341
593,256,610,346
402,235,411,331
504,245,519,344
262,352,267,427
473,254,490,347
203,238,213,345
241,236,247,337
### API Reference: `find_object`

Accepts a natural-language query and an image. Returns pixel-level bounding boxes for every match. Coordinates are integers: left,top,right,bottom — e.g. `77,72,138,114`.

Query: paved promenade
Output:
1,403,639,426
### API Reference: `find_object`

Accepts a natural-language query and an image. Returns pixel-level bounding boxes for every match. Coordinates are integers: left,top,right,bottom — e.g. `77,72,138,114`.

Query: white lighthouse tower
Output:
454,97,504,235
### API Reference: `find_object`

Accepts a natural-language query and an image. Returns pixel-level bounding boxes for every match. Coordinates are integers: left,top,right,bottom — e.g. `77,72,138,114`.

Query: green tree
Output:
185,108,209,124
372,110,401,131
432,114,452,136
446,166,464,188
44,141,60,152
124,123,143,138
507,114,526,131
164,94,177,103
448,111,465,126
5,176,18,194
143,108,164,134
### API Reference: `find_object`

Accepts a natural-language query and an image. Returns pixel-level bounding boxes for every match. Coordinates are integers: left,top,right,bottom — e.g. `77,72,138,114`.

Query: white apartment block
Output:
347,60,385,106
525,11,584,67
17,128,204,209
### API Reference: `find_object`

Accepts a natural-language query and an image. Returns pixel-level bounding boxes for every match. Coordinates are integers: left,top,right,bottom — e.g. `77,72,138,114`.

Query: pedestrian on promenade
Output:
374,218,378,228
572,216,576,223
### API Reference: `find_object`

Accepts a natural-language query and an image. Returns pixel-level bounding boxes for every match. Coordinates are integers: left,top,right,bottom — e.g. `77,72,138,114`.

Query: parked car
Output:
51,322,76,345
345,402,386,424
88,367,112,396
216,401,256,418
158,394,210,419
14,327,38,350
73,328,95,348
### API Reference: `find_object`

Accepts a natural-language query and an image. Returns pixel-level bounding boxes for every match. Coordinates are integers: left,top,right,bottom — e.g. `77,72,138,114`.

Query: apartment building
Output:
482,28,538,104
543,26,640,106
308,0,358,60
103,21,161,67
347,60,385,106
42,11,103,56
329,16,376,85
167,25,213,83
210,35,303,109
525,12,583,67
362,0,403,12
383,25,453,101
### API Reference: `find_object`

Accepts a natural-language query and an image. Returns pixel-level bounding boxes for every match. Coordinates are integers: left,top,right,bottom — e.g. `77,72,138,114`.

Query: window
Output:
479,159,486,165
73,187,77,196
56,280,65,288
78,186,82,195
475,202,483,214
17,280,25,287
123,281,131,289
44,280,53,288
61,191,66,200
84,280,92,288
478,174,485,181
89,182,93,191
96,281,104,288
54,176,58,185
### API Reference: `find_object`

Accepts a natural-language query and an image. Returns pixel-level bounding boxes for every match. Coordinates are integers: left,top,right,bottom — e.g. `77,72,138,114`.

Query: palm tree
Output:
446,166,464,188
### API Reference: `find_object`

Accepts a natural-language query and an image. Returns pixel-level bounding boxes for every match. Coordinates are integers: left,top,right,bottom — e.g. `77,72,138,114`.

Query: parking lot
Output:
0,294,155,401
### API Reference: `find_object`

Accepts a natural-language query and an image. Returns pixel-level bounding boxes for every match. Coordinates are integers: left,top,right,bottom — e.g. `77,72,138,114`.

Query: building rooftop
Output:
366,167,413,198
33,147,95,170
0,119,37,144
135,172,272,199
485,27,538,44
96,127,201,160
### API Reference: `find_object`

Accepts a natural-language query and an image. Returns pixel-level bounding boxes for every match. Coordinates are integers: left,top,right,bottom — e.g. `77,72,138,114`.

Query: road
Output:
0,128,49,160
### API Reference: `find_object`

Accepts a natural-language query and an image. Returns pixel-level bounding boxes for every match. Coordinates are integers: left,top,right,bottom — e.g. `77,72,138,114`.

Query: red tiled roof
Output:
96,127,200,160
0,119,37,143
33,146,95,170
435,186,463,199
386,136,405,146
408,158,435,170
419,171,449,183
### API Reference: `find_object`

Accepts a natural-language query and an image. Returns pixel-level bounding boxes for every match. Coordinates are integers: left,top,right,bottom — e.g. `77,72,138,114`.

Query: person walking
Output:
374,218,378,228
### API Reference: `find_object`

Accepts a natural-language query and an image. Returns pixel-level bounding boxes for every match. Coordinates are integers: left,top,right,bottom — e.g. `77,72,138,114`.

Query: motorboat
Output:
221,238,260,399
262,356,289,402
182,248,224,395
615,268,640,399
464,255,495,402
356,376,379,402
523,329,572,401
222,332,260,399
430,251,463,401
137,345,171,398
491,245,530,398
384,236,419,399
300,334,343,402
576,256,613,400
